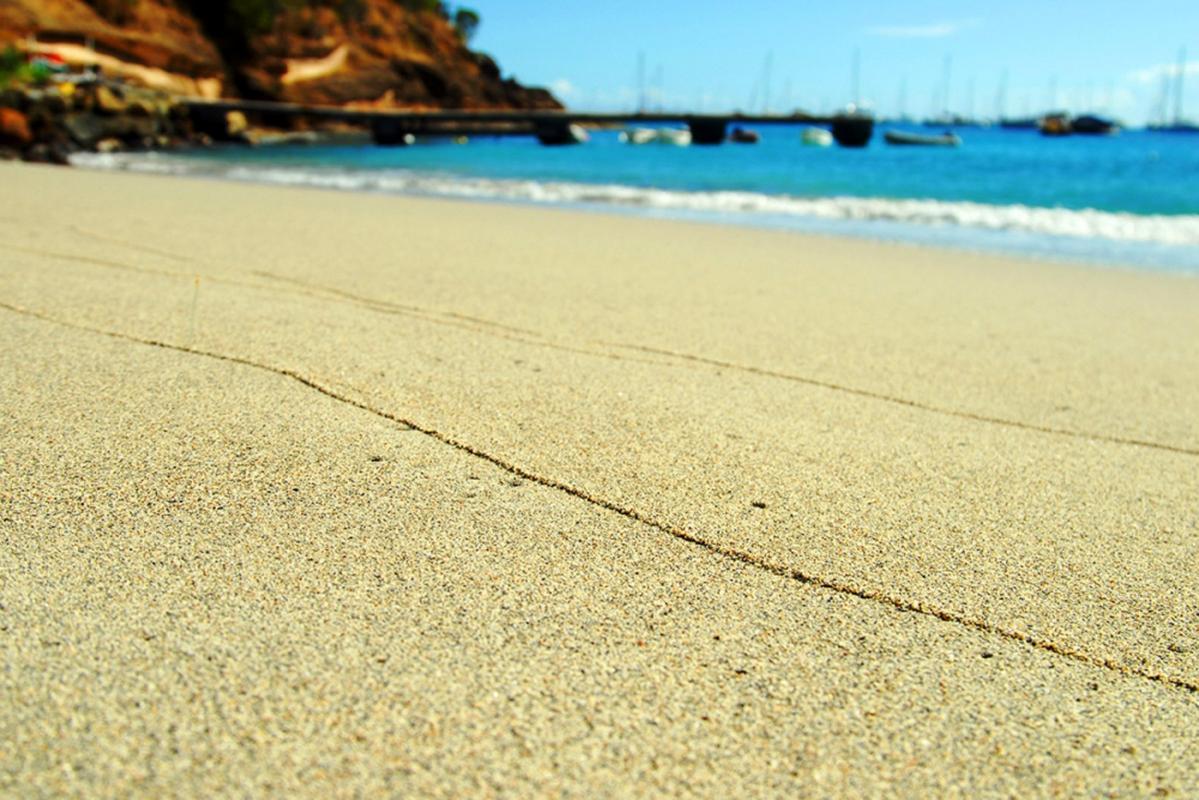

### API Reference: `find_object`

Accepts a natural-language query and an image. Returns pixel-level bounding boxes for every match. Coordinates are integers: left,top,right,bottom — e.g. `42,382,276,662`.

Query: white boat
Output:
655,127,692,146
620,127,692,146
800,127,833,147
619,127,658,145
569,124,590,144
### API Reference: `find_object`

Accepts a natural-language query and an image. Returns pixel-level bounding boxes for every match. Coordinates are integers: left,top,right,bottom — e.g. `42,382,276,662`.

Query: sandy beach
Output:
2,161,1197,796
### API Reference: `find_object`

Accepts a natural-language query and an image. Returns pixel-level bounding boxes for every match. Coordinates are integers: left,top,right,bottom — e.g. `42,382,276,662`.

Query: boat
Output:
537,123,589,145
884,129,961,147
1147,48,1199,133
729,126,760,144
1148,122,1199,133
830,103,875,148
922,113,969,128
1039,113,1072,136
619,127,657,145
654,127,691,146
619,127,691,146
999,117,1039,130
800,127,833,147
1070,115,1120,135
565,124,590,144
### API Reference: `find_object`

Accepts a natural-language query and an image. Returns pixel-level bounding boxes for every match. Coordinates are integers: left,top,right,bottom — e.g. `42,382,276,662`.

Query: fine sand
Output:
1,162,1197,796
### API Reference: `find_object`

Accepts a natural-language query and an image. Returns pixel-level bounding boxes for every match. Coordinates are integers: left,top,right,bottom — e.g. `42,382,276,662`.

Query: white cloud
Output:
1127,61,1199,84
549,78,578,99
866,19,981,38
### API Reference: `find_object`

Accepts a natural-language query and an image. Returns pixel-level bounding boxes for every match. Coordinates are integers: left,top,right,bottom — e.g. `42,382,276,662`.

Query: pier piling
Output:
687,119,728,145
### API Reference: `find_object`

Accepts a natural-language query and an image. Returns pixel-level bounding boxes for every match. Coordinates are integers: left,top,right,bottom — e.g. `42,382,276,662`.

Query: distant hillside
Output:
0,0,561,110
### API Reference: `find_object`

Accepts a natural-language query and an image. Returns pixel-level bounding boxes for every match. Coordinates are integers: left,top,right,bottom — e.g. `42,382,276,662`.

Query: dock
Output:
183,99,876,148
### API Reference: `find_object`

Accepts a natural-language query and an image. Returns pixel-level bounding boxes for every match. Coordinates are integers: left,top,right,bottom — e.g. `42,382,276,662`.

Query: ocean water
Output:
73,125,1199,273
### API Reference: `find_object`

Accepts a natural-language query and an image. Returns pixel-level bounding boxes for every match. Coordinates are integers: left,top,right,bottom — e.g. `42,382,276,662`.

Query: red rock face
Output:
0,108,33,148
0,0,223,77
0,0,561,110
240,3,562,110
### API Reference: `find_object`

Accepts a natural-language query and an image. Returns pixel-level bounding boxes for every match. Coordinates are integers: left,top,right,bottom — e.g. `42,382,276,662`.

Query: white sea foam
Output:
71,151,1199,249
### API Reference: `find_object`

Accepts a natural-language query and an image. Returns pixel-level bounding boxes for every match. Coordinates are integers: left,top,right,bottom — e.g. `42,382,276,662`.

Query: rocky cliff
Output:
0,0,560,110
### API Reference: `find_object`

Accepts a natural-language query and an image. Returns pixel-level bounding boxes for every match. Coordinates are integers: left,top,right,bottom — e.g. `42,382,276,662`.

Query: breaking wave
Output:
71,151,1199,252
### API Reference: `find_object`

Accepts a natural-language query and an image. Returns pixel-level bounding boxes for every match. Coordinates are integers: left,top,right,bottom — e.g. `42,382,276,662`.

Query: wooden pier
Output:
184,99,876,148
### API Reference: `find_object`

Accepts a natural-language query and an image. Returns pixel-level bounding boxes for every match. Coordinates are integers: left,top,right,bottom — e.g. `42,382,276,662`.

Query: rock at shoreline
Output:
0,108,32,149
0,80,200,162
93,85,128,115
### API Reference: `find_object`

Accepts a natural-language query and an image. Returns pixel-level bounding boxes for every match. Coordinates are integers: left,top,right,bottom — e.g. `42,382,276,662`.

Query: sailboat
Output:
729,126,760,144
620,52,692,146
619,127,692,146
884,129,961,147
800,127,833,146
619,128,657,145
1039,113,1072,136
1070,115,1120,135
1149,47,1199,133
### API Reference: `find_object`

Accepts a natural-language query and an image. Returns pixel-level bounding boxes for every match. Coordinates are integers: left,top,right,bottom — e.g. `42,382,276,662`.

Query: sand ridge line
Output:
67,228,1193,461
248,270,673,366
6,238,1196,457
70,225,195,264
0,241,275,291
605,341,1199,459
62,222,549,340
252,271,545,339
3,298,1196,696
0,239,673,369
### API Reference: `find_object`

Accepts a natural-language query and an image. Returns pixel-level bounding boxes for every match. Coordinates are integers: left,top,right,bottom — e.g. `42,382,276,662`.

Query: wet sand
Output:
1,162,1197,796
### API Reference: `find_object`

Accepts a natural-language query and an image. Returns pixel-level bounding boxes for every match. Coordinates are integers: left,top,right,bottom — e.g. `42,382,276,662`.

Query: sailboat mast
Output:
763,51,774,114
941,55,953,116
1175,46,1188,125
637,51,646,114
851,48,861,107
1155,72,1169,126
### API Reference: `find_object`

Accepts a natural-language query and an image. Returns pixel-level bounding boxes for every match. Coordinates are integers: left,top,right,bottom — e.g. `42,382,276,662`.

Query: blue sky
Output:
469,1,1198,123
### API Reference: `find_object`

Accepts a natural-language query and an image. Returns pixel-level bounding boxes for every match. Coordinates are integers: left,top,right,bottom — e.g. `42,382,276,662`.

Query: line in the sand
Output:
2,299,1195,696
70,225,195,263
248,269,672,366
605,342,1199,458
0,241,674,368
249,267,1199,460
8,238,1194,458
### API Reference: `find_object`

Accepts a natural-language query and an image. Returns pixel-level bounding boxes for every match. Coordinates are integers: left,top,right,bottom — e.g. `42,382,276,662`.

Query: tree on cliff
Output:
453,8,480,43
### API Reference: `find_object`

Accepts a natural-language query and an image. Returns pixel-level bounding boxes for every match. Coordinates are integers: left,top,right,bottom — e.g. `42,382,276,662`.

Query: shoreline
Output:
66,145,1199,276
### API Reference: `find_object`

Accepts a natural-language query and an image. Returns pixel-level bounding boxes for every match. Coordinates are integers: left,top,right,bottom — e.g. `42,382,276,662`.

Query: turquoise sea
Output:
75,125,1199,273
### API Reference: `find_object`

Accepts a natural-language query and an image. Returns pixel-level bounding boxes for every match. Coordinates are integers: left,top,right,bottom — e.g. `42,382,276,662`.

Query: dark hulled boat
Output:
1071,115,1120,135
729,126,760,144
884,129,962,147
999,117,1039,130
